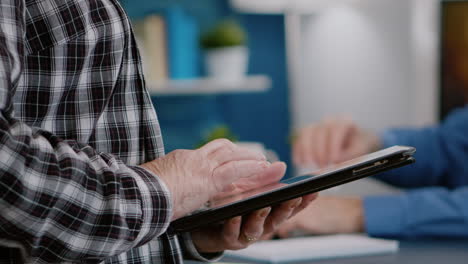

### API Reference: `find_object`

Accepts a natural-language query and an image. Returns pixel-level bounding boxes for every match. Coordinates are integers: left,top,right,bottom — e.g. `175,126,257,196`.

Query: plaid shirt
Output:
0,0,211,263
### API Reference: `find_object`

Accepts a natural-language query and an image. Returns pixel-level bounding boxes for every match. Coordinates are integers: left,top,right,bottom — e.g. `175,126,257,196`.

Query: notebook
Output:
225,234,399,263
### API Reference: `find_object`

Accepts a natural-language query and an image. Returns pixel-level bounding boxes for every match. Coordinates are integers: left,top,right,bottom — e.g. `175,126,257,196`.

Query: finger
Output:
241,207,271,244
316,119,332,167
328,121,349,164
290,193,318,218
212,145,267,167
221,216,244,250
323,121,334,166
255,161,287,184
301,126,316,167
292,128,308,166
276,220,297,238
199,138,235,153
323,119,338,165
342,124,356,150
233,162,286,191
330,120,355,163
212,160,271,192
312,126,327,168
201,140,266,167
292,138,302,167
220,183,236,193
212,162,286,200
263,198,302,234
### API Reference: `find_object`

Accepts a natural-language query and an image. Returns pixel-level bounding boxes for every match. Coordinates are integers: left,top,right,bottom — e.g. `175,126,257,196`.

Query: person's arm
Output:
275,188,468,239
0,1,172,262
376,107,468,188
364,186,468,238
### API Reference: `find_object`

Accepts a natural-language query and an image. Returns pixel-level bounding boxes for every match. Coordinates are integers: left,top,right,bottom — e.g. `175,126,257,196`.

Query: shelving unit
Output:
230,0,359,14
148,75,271,96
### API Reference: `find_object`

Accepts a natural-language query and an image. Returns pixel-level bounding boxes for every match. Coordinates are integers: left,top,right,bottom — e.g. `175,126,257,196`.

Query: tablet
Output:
170,146,415,233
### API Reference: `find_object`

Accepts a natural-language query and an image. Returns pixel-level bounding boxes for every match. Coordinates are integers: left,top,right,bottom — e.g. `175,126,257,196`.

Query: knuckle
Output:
215,138,234,147
171,149,188,159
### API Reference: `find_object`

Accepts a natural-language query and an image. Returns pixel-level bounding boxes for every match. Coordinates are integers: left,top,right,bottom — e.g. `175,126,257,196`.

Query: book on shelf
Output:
133,7,203,92
165,6,200,80
133,15,169,87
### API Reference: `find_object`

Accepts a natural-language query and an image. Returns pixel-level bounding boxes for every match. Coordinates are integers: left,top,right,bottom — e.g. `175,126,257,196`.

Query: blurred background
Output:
120,0,467,193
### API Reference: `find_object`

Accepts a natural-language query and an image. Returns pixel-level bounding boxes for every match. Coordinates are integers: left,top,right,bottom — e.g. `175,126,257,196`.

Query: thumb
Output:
211,160,271,193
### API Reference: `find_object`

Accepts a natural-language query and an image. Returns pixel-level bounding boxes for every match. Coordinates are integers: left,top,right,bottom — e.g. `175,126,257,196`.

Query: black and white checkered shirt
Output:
0,0,209,263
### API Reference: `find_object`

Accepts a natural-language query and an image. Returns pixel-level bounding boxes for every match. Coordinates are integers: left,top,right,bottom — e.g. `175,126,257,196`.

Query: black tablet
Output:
170,146,415,233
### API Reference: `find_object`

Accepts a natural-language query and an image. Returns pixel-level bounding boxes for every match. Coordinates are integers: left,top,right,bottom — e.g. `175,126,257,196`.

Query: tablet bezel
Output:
170,146,415,233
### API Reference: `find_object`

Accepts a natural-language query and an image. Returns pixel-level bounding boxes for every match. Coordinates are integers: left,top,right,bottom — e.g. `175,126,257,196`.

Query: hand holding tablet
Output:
170,146,415,233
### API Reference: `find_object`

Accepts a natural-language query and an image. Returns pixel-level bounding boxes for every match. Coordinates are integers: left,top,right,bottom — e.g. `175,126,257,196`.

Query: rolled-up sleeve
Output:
0,1,172,262
375,107,468,188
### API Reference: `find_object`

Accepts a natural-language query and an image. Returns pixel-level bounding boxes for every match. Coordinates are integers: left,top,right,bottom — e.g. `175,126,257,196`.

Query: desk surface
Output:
196,239,468,264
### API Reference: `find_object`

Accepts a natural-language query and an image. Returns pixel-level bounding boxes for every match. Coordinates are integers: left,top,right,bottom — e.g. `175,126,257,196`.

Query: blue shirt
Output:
363,106,468,238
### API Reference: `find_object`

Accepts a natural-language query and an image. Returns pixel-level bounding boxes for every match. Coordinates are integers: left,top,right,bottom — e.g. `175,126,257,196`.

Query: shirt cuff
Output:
363,194,406,237
130,166,174,244
179,232,224,262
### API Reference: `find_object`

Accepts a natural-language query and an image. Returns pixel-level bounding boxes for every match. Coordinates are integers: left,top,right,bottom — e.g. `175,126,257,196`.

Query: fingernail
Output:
232,216,241,225
258,207,271,218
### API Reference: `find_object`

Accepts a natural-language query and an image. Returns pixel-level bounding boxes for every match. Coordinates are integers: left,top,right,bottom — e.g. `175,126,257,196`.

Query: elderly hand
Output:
276,196,364,238
293,116,381,168
191,162,318,253
141,139,274,220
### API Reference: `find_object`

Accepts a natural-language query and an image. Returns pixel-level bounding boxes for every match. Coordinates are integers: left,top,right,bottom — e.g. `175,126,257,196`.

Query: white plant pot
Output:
205,46,249,82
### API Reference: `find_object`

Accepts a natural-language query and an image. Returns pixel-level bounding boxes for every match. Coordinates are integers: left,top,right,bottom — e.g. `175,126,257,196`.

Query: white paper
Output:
226,234,398,263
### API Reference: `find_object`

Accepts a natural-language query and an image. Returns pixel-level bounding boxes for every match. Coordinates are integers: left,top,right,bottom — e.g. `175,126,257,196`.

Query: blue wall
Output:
220,14,292,168
122,1,292,174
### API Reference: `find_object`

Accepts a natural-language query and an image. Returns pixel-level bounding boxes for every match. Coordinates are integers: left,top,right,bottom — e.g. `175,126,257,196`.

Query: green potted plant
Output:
195,125,238,149
200,19,248,82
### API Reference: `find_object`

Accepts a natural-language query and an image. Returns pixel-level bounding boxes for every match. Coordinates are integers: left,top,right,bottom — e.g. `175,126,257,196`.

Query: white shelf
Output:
230,0,359,14
148,75,271,96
